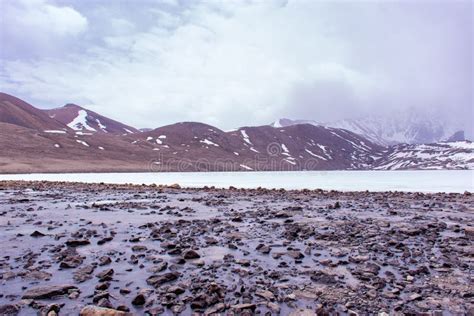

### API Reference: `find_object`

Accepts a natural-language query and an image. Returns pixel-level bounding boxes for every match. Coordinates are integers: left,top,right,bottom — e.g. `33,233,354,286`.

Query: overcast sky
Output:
0,0,472,131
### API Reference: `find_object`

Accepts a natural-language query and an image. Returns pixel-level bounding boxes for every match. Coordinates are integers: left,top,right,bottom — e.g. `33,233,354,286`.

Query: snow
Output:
158,135,167,139
200,139,219,147
146,137,153,141
281,143,289,153
68,110,96,131
240,164,253,170
1,170,472,193
233,152,239,156
96,119,107,132
316,144,332,159
305,148,327,160
249,147,259,153
44,130,67,134
98,146,104,150
54,144,60,148
376,141,474,170
75,131,93,136
447,141,474,150
272,119,283,128
241,130,252,145
124,128,134,134
76,140,89,147
156,139,163,145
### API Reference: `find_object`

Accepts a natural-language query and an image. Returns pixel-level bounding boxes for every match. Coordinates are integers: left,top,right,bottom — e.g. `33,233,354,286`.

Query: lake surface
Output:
0,170,473,193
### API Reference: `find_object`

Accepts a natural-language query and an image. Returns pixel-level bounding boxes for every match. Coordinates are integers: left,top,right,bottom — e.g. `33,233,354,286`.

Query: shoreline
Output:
0,181,473,315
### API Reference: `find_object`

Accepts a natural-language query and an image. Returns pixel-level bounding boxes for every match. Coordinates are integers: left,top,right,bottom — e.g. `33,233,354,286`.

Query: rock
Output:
97,236,113,245
464,226,474,238
93,291,110,304
66,239,90,247
96,282,110,291
97,298,114,309
131,245,147,252
256,244,271,254
146,272,181,287
267,302,280,313
183,249,201,259
168,183,181,189
79,305,131,316
39,304,60,316
131,293,146,305
310,271,338,285
170,304,185,314
74,265,95,283
230,303,256,311
99,256,112,266
204,303,226,315
235,259,251,266
409,293,422,301
256,290,275,301
168,285,185,294
96,269,114,282
147,262,168,273
60,255,83,268
0,304,20,316
22,270,52,281
30,230,46,237
119,288,131,295
144,307,165,315
287,250,304,259
22,284,79,299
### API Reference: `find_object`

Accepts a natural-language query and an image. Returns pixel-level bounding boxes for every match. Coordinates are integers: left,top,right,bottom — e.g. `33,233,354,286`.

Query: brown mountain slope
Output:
0,92,67,131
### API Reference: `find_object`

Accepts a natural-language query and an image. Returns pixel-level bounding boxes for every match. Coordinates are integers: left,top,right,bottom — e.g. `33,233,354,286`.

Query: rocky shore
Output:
0,181,473,315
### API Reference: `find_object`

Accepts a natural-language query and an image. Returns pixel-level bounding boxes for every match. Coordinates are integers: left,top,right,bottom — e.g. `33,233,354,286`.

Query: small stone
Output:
30,231,46,237
65,239,90,247
132,293,146,305
79,305,130,316
183,249,200,259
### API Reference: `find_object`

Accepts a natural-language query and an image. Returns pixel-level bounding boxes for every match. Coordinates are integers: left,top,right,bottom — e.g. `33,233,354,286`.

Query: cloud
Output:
1,0,88,59
0,0,472,133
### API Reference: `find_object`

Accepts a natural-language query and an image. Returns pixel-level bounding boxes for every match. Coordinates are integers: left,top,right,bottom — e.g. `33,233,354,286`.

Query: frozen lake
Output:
0,170,473,193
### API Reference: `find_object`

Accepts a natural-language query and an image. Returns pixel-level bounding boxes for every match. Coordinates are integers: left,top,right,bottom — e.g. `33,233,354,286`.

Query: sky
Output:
0,0,472,132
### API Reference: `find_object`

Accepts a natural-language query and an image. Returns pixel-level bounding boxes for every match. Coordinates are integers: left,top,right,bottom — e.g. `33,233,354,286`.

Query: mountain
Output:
374,141,474,170
0,92,68,131
271,114,464,146
0,92,472,173
134,123,384,171
45,104,139,134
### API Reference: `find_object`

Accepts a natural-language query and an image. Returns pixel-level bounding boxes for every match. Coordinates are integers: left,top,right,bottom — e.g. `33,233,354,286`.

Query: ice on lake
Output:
0,170,473,193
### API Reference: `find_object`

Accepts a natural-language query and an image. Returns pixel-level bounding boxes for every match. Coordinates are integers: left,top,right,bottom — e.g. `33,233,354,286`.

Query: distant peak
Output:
63,103,83,109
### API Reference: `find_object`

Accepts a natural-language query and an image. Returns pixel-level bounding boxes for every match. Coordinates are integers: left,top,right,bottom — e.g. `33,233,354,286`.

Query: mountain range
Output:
271,115,464,146
0,92,472,173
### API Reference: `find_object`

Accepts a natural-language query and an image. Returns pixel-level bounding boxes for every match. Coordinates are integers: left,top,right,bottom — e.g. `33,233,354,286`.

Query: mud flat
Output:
0,181,473,315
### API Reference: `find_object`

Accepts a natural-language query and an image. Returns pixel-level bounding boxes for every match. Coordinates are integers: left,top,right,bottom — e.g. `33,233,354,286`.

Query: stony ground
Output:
0,181,473,316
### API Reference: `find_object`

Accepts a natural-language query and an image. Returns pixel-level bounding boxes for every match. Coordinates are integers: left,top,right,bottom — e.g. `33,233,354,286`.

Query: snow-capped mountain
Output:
374,141,474,170
271,114,464,146
45,104,138,134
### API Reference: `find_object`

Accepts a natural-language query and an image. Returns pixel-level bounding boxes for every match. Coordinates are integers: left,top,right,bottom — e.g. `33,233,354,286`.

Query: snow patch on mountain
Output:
271,114,464,146
68,110,96,131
